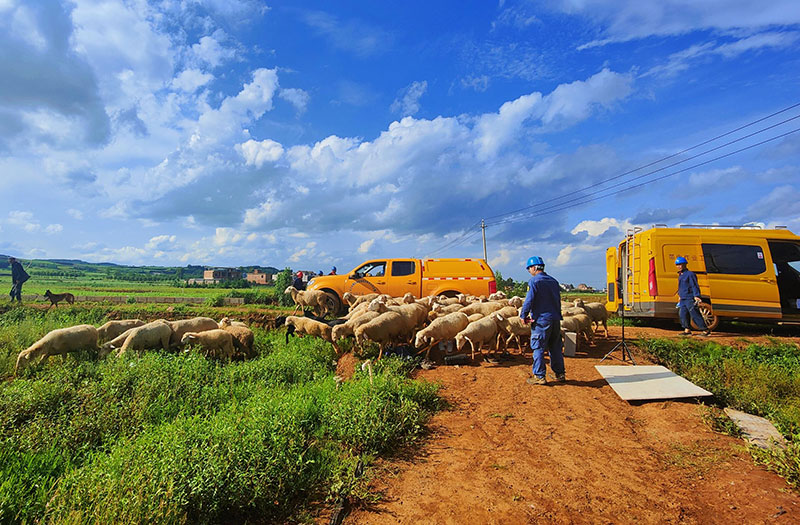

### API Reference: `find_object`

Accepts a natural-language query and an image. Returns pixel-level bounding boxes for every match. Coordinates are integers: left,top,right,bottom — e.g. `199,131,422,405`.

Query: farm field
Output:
0,305,439,523
2,301,800,523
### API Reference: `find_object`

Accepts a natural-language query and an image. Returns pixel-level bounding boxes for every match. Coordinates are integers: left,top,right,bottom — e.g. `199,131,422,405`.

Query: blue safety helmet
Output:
526,256,545,269
675,256,688,265
331,266,337,272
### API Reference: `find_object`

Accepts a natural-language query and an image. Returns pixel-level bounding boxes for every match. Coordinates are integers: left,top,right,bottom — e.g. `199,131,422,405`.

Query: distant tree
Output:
274,268,294,306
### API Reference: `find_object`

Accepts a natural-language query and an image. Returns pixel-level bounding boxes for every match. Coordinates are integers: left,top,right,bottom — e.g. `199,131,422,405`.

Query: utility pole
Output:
481,219,487,262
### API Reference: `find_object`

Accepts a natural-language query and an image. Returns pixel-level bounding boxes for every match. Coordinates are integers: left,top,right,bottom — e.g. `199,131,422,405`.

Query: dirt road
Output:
348,326,799,524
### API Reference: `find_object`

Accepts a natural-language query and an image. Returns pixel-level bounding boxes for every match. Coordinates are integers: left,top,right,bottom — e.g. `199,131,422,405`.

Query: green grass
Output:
0,309,441,523
640,337,800,486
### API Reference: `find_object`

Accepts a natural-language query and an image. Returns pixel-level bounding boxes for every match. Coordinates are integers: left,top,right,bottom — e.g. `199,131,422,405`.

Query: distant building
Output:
245,269,272,285
187,267,242,284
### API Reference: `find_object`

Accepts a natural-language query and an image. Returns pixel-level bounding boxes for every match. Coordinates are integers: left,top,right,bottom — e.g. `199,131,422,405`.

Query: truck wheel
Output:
691,302,719,331
323,290,342,316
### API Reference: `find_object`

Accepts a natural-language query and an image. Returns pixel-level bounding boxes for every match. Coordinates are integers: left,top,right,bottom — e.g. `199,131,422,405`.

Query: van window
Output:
391,261,415,276
701,244,766,275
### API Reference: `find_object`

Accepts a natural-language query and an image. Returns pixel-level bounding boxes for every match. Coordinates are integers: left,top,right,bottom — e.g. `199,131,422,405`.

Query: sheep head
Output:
573,298,584,308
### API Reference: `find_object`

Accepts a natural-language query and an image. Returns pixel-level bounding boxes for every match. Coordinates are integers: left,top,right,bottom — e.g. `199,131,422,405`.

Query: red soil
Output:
346,325,800,524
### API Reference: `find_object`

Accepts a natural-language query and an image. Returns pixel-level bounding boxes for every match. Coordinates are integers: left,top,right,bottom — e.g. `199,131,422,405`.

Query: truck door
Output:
343,261,389,296
605,247,620,314
701,242,781,319
386,260,420,298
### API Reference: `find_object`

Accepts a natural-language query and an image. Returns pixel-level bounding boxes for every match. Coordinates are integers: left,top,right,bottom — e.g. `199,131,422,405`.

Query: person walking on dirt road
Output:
675,256,711,336
8,256,29,304
520,256,565,385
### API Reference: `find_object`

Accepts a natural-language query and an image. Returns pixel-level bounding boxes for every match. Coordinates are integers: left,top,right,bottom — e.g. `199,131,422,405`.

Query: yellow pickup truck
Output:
306,258,497,313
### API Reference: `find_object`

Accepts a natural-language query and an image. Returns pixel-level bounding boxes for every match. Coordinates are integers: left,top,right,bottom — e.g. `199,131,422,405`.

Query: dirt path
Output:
348,326,800,524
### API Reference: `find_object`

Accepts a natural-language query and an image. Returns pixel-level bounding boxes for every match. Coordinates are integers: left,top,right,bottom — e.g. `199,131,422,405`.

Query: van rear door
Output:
605,247,619,313
701,241,781,319
386,260,421,298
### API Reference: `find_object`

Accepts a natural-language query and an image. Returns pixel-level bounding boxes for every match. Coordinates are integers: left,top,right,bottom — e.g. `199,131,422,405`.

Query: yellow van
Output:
605,225,800,329
306,258,496,313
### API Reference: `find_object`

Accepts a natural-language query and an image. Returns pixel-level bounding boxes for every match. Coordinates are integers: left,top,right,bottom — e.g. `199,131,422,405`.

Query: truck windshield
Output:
354,262,386,278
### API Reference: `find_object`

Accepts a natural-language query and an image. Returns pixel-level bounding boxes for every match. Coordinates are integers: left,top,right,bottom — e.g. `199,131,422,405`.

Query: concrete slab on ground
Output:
724,408,787,450
595,365,713,401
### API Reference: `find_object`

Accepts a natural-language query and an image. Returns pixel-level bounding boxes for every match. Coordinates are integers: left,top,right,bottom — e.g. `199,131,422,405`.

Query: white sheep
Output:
100,328,137,356
455,316,499,360
573,299,610,337
15,325,99,373
488,291,507,301
413,312,470,359
96,319,144,343
168,317,220,348
343,292,379,310
353,311,409,359
285,315,335,345
331,310,382,342
459,301,506,317
284,286,331,317
490,312,531,353
218,318,255,358
467,313,484,322
560,313,593,347
508,296,524,308
562,306,587,317
218,317,248,328
114,320,173,356
181,329,236,359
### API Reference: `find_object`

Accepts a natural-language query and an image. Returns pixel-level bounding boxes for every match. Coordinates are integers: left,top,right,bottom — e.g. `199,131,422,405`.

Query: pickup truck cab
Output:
307,258,496,313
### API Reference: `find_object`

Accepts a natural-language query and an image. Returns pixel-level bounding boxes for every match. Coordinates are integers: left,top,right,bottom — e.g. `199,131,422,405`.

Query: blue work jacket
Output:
520,272,562,322
677,269,701,300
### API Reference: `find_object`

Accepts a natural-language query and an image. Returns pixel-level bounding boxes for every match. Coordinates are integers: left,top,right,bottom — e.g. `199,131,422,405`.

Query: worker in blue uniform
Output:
520,256,565,385
675,256,711,336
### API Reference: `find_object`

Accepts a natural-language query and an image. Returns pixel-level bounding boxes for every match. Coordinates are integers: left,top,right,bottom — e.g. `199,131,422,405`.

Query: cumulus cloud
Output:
237,139,285,167
45,223,63,234
171,68,214,92
747,185,800,219
289,241,317,263
145,234,176,251
687,166,745,189
391,81,427,116
571,217,634,237
191,33,236,68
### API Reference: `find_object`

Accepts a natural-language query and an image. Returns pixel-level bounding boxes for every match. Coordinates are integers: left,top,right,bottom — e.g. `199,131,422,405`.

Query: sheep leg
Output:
378,343,386,360
603,319,609,338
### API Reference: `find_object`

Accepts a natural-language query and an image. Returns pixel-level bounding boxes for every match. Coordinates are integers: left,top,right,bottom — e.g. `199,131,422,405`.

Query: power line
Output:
485,126,800,227
426,228,483,257
425,220,481,257
485,115,800,226
482,100,800,222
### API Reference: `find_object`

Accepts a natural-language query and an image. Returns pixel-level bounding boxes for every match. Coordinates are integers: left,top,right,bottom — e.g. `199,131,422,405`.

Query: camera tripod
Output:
600,307,636,364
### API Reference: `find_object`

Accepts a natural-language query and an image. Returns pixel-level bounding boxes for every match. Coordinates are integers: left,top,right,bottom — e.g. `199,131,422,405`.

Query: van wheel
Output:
691,302,719,331
323,290,342,316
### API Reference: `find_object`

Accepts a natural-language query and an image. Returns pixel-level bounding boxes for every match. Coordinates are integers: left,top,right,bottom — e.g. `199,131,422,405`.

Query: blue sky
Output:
1,0,799,286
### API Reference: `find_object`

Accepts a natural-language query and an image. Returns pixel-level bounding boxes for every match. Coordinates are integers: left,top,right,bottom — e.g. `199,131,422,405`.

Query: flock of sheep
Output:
11,288,609,374
282,287,609,360
14,317,254,373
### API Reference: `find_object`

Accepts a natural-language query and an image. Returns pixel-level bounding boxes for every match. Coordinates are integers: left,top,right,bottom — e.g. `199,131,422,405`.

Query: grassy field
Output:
0,306,440,523
641,337,800,487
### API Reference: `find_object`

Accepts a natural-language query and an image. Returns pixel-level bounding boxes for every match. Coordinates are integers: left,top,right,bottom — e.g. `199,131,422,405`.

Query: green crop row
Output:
640,337,800,486
0,308,440,523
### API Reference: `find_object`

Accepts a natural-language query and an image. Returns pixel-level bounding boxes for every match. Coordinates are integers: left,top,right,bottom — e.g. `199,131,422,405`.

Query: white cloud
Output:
289,241,317,263
45,224,63,234
279,88,310,113
748,185,800,219
67,209,84,220
191,33,235,68
358,238,375,253
563,1,800,48
171,69,214,92
688,166,745,189
571,217,634,237
391,80,427,116
300,10,391,58
236,139,285,167
213,228,244,247
145,234,176,251
489,248,512,267
555,246,576,266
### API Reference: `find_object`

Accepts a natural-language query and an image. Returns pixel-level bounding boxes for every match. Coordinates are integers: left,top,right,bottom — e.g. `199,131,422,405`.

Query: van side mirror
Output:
349,274,357,279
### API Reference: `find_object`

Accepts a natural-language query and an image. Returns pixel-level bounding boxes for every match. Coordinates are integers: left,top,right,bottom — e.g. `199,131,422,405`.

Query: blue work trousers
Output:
678,299,706,331
530,317,564,379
